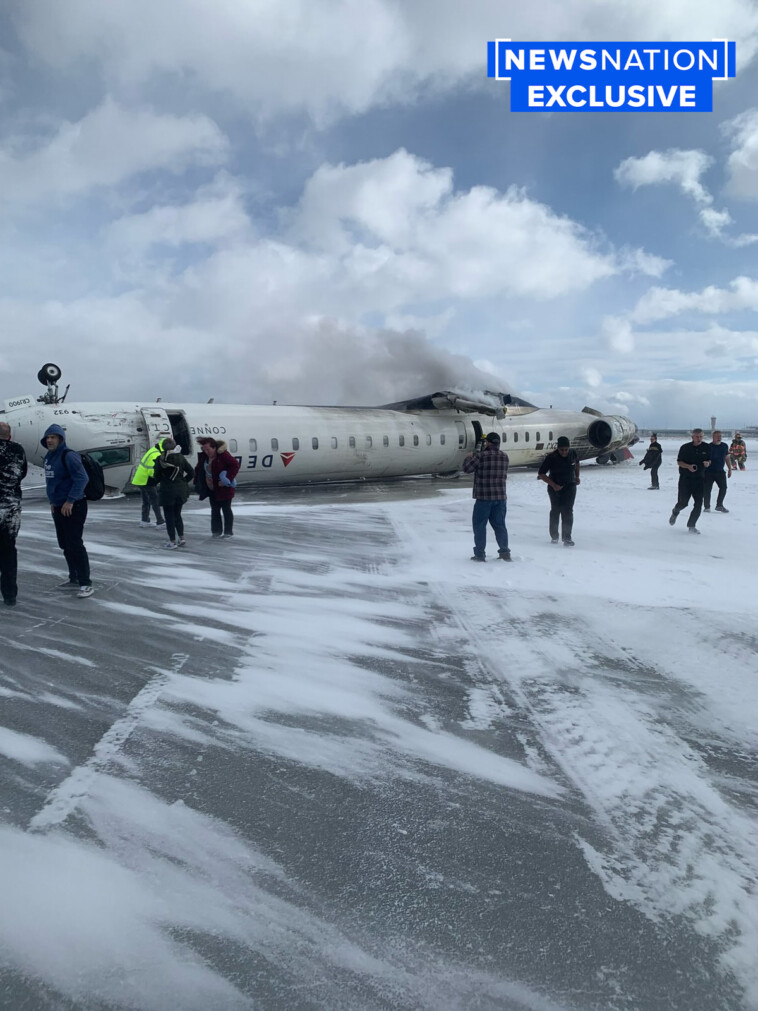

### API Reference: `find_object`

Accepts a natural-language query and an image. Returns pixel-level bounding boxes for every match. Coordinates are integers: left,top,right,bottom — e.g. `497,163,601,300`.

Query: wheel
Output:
37,363,62,385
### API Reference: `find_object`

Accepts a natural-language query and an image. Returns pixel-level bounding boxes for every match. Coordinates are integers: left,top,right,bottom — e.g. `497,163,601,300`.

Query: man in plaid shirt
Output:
462,432,511,562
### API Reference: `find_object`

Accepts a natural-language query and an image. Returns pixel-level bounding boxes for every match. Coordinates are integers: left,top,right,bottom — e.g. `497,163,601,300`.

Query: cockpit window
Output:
87,447,132,467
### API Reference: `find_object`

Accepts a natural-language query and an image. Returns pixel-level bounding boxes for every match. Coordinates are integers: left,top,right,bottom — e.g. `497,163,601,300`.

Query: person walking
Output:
462,432,511,561
538,436,580,546
194,437,240,538
669,428,710,534
153,439,194,549
41,424,94,597
729,433,747,471
132,439,167,528
703,431,731,513
639,433,663,489
0,421,28,606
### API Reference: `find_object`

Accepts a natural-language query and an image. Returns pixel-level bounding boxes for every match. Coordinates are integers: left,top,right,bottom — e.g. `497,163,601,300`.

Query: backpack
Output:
62,448,105,501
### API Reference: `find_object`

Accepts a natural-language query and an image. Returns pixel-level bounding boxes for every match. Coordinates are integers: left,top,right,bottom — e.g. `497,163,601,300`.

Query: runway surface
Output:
1,451,757,1010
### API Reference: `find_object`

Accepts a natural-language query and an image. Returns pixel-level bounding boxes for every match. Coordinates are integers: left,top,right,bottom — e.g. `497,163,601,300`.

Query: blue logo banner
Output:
487,41,736,111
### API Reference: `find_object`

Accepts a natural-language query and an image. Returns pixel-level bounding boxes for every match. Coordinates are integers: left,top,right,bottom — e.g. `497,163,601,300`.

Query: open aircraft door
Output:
140,407,173,445
455,420,469,450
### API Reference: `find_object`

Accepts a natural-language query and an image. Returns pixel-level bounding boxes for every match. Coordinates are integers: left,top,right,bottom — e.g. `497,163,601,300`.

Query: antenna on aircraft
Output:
36,363,68,405
207,397,214,403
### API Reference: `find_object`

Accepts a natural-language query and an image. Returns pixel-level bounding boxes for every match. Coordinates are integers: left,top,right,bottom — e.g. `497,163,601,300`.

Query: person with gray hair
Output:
0,421,28,606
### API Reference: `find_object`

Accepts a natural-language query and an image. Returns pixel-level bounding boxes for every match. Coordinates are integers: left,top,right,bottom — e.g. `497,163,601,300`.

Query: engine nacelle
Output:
587,415,638,450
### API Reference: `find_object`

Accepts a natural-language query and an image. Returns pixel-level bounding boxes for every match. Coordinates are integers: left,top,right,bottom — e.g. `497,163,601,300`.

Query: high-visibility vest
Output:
132,440,166,486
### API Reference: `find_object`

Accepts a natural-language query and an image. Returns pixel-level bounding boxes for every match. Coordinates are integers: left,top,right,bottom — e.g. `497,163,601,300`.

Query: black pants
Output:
672,475,704,528
140,486,164,523
703,470,727,509
649,461,661,488
209,495,234,536
0,526,18,602
163,500,185,541
52,500,91,585
548,485,576,541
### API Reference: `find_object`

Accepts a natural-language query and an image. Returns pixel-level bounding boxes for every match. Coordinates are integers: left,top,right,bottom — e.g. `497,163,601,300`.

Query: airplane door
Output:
140,407,173,444
455,421,468,449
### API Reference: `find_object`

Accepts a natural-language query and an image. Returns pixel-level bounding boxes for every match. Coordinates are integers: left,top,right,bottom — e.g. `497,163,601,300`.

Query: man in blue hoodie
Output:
41,424,93,598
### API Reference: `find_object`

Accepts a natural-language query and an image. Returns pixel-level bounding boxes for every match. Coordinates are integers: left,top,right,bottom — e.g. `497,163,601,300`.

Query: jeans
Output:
52,499,91,586
209,494,234,536
0,525,18,602
472,499,508,559
163,500,185,541
704,470,727,509
649,461,661,489
672,475,704,528
548,485,576,541
140,486,164,524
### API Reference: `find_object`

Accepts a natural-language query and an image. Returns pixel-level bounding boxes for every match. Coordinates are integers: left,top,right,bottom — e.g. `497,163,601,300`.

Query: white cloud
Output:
13,0,758,124
725,108,758,198
630,276,758,324
0,96,228,205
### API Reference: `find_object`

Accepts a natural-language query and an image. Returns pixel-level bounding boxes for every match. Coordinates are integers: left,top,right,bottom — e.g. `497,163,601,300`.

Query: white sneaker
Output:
163,541,178,550
77,585,94,598
176,538,186,547
156,521,166,529
139,520,152,528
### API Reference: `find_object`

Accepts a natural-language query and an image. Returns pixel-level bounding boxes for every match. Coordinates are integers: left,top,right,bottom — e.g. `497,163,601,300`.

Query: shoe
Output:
176,538,186,547
156,521,166,529
703,507,710,512
3,598,16,606
470,556,486,562
649,486,659,490
715,506,729,513
563,539,575,547
139,520,153,528
221,532,233,538
163,541,178,550
76,585,94,598
57,579,79,589
688,527,700,535
212,533,222,538
669,512,677,526
498,551,512,561
551,538,559,544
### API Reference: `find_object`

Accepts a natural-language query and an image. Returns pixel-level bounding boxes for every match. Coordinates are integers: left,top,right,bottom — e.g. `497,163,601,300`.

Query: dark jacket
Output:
41,424,88,506
0,438,28,537
539,449,579,486
194,442,241,502
641,441,662,469
677,441,711,479
462,445,509,499
154,451,194,506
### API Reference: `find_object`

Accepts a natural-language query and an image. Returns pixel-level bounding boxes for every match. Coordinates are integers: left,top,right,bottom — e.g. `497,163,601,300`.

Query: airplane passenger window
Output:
312,437,319,449
331,437,338,448
413,435,419,446
536,432,540,441
249,439,257,453
502,433,507,442
271,438,278,450
365,435,372,447
383,435,389,447
426,434,431,445
229,439,238,453
349,436,356,448
549,431,553,440
513,433,519,443
440,434,445,445
292,438,299,450
399,435,405,446
525,432,530,442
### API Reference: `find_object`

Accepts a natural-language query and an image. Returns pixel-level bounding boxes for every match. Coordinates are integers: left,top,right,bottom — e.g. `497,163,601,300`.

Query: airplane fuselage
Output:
2,395,638,493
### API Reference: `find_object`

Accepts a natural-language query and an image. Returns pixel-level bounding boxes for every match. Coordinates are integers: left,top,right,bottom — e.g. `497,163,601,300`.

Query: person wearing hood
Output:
0,421,27,606
41,424,93,598
194,437,240,538
153,438,194,549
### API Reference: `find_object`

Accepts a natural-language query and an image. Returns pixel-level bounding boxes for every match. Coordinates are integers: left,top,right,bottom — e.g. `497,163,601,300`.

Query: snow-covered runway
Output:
1,446,756,1010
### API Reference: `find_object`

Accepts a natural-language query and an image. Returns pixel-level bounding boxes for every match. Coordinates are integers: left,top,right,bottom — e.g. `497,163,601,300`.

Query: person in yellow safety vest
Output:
132,439,167,528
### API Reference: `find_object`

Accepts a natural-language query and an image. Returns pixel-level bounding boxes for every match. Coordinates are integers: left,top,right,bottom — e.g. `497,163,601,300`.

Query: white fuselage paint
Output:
2,399,637,492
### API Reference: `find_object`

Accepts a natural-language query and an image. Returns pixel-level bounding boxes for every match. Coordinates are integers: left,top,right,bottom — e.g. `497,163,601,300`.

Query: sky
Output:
1,1,758,426
2,454,758,1008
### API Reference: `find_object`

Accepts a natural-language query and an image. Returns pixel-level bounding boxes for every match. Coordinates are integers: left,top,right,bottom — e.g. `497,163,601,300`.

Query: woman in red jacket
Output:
194,437,241,538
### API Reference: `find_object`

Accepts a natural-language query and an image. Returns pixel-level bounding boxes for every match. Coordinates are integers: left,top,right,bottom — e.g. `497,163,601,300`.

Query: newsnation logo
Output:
487,41,735,111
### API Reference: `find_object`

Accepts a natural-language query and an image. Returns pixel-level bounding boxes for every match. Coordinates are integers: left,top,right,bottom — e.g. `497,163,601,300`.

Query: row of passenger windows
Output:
230,434,448,453
224,431,555,453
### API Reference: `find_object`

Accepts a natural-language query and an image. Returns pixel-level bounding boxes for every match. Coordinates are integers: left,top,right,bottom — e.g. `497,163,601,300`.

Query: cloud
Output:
13,0,758,124
630,276,758,324
0,96,228,206
725,108,758,199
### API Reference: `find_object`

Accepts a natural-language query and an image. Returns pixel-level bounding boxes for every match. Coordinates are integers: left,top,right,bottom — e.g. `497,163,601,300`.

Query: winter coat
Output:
153,451,194,507
0,438,27,537
40,424,88,506
194,442,240,502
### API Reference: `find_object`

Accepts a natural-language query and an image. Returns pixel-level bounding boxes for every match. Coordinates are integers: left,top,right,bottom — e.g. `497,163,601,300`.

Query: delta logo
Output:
280,452,296,467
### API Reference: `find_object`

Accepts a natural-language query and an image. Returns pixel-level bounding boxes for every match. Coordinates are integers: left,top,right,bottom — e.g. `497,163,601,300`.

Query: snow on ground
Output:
1,440,757,1010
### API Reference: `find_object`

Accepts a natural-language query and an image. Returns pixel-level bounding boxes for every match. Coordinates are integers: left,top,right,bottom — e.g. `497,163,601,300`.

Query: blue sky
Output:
2,0,758,426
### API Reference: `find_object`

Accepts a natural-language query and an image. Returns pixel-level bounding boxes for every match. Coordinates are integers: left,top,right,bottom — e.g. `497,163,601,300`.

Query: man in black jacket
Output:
0,421,28,606
538,436,581,546
669,429,710,534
